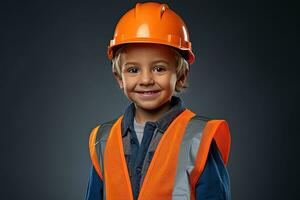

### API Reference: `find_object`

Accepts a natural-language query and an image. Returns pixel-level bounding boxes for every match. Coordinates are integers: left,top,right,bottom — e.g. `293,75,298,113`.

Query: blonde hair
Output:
112,45,190,92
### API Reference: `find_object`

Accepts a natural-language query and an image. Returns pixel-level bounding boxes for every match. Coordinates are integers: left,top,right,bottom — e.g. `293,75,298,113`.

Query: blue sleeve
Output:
195,140,231,200
85,166,103,200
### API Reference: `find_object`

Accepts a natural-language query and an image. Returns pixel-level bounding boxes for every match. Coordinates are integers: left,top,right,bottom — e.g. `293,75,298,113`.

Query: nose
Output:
139,70,154,86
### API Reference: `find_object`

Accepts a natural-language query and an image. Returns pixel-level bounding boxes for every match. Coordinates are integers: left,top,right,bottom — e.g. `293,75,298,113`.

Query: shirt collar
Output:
121,96,185,137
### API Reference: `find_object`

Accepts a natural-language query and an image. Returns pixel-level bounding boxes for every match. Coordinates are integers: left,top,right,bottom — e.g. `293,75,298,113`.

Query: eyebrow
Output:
124,60,169,66
124,62,140,66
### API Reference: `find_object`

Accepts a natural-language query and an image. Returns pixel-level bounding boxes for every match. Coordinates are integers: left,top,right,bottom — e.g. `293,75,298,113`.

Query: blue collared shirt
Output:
86,97,231,200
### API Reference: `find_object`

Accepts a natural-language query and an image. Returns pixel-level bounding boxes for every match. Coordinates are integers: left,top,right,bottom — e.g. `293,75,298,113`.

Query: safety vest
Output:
89,109,231,200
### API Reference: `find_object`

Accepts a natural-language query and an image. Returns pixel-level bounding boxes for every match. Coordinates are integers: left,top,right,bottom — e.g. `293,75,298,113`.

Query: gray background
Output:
0,0,298,199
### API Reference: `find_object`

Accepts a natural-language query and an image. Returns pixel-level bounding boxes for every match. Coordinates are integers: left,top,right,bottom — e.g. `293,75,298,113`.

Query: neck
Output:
134,101,172,124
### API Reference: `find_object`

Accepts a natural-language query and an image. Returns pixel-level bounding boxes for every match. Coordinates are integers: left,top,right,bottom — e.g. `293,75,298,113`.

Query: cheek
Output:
160,74,177,89
122,76,135,90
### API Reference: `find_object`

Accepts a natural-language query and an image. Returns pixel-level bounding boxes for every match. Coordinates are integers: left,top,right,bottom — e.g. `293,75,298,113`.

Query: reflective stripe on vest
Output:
89,109,231,200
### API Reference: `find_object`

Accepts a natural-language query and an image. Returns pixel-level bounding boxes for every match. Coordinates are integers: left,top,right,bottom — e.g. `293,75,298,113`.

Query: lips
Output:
135,90,160,94
135,90,161,99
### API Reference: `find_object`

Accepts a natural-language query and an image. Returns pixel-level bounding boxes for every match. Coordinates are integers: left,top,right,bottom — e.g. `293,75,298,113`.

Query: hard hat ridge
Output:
134,2,169,20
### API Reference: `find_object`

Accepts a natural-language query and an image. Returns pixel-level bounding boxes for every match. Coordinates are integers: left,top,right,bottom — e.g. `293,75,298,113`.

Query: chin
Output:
135,102,161,111
135,98,171,111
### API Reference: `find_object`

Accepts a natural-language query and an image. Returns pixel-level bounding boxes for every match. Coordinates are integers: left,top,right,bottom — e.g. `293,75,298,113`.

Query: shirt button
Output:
130,139,135,144
136,167,142,174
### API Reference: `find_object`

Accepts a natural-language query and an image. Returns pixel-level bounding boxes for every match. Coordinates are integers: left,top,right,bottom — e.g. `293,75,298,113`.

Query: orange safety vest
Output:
89,109,231,200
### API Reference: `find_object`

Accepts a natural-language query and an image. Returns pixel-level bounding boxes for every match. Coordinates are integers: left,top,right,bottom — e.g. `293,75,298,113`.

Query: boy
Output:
86,2,231,200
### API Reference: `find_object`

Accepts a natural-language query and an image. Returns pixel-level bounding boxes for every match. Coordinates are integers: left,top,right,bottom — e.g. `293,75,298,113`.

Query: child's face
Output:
115,43,179,111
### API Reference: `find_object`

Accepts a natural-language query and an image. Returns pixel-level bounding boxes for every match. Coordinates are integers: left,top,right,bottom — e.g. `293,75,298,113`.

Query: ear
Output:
113,72,124,89
176,71,188,88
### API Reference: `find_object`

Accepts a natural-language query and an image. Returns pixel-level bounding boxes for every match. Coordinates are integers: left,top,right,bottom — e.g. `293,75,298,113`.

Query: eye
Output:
153,65,166,72
127,66,139,73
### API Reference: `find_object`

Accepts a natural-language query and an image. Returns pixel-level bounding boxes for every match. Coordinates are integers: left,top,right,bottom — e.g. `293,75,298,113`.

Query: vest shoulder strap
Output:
171,115,208,199
89,119,117,180
189,118,231,196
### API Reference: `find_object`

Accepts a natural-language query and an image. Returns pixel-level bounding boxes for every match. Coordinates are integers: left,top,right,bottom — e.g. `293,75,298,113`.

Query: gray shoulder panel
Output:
95,119,117,142
94,119,117,184
191,115,212,121
182,115,208,142
172,115,208,198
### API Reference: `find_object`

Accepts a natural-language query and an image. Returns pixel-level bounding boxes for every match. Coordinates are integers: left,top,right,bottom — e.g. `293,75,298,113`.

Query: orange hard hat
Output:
107,2,195,64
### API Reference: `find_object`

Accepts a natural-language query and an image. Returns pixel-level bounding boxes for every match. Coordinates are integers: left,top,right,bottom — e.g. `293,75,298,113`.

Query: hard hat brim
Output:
107,39,195,65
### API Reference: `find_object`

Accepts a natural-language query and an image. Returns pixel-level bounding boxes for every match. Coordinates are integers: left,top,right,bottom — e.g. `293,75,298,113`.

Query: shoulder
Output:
190,114,212,122
88,119,120,181
90,118,119,142
88,118,119,172
184,114,211,137
187,113,230,134
188,112,231,166
96,118,118,129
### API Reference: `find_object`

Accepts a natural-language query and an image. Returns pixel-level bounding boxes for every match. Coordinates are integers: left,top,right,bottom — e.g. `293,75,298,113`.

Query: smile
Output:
135,90,161,99
139,91,158,94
